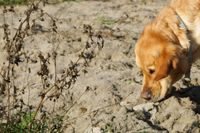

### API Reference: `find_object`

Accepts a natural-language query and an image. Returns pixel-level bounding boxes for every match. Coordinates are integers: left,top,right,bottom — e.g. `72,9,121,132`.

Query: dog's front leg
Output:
183,59,192,86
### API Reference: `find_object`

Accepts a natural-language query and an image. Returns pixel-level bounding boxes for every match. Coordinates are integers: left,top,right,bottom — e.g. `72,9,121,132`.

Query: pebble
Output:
133,102,159,111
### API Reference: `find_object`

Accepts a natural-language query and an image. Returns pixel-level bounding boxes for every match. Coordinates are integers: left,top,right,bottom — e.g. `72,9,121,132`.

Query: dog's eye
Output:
149,69,155,74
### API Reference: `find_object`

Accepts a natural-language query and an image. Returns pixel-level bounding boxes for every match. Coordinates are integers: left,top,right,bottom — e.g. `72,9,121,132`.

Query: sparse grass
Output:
0,0,27,5
97,16,116,26
101,123,116,133
0,0,80,5
63,0,80,1
0,111,64,133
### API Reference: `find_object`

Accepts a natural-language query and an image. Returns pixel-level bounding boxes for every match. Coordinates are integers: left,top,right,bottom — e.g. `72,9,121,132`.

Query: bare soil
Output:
0,0,200,132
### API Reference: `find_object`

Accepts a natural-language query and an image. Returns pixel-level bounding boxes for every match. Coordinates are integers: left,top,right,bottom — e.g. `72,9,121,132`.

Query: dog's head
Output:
135,24,188,101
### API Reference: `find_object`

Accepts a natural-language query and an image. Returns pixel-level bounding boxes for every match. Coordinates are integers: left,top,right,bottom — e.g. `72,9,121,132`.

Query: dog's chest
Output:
192,18,200,45
183,15,200,49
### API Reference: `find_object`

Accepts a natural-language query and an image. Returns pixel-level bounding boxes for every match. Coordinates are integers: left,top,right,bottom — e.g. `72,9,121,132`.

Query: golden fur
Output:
135,0,200,101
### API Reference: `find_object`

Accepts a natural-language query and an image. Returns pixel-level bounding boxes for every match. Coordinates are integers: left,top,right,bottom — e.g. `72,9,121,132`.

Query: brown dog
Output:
135,0,200,101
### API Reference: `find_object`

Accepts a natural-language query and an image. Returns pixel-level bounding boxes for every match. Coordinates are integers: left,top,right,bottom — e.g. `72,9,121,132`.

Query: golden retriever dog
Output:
135,0,200,101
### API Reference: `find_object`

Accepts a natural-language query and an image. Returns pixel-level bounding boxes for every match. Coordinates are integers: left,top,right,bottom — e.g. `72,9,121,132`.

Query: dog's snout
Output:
141,90,152,100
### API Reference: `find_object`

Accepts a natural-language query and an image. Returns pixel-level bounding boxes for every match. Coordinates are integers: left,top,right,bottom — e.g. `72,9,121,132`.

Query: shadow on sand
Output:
172,86,200,113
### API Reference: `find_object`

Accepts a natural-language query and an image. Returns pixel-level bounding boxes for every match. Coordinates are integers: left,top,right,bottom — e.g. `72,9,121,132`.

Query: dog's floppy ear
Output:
154,44,181,81
154,55,171,81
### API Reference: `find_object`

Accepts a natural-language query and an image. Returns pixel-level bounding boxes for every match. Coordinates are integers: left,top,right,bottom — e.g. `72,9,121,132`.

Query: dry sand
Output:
0,0,200,132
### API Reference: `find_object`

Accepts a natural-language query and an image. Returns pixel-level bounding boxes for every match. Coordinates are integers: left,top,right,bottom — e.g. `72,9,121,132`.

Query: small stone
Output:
85,127,101,133
133,102,158,111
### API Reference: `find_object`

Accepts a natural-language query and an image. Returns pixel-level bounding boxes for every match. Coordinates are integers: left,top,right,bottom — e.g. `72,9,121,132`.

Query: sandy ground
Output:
0,0,200,132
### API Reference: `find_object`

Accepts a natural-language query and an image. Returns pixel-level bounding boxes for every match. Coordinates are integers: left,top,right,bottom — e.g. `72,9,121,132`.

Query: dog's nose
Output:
141,90,152,100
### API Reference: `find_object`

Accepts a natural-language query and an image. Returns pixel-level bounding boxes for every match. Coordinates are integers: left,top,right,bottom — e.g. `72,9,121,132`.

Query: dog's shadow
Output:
171,85,200,113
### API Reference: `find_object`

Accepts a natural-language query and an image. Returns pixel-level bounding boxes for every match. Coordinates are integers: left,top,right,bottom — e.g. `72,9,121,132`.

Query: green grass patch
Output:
0,0,82,5
96,16,116,26
0,112,64,133
0,0,28,5
63,0,80,1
